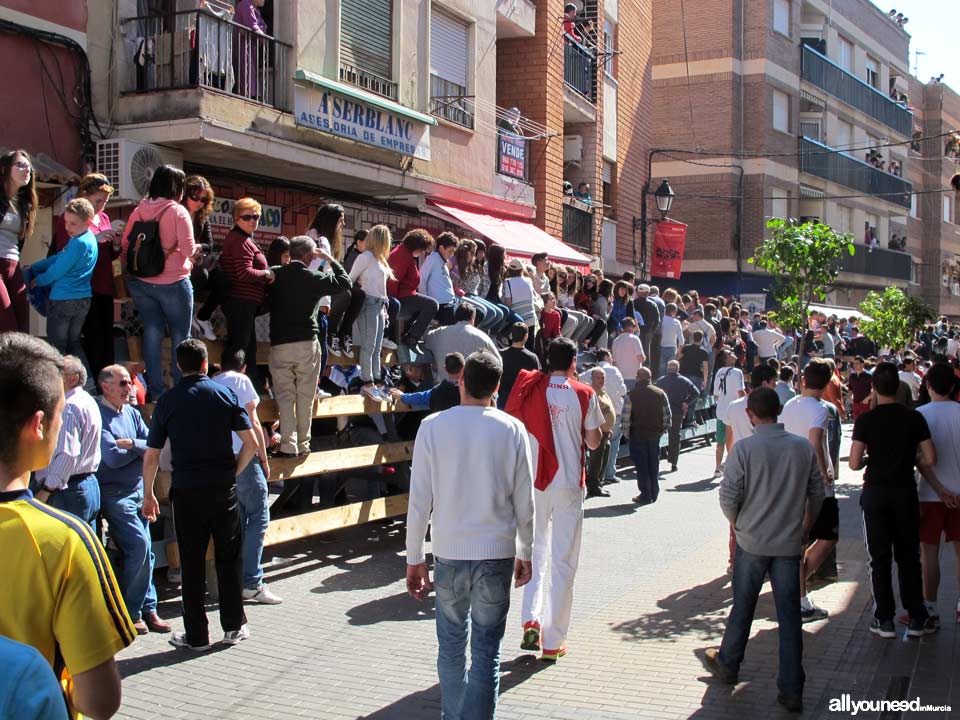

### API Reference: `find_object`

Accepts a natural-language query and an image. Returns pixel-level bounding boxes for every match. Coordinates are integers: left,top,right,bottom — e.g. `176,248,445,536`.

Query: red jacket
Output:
505,370,593,491
541,309,561,339
387,244,420,298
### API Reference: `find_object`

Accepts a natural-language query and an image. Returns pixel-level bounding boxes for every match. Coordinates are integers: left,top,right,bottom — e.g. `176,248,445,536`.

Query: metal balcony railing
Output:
339,61,398,102
564,37,596,102
840,245,912,282
800,45,912,137
429,74,474,129
799,138,912,209
563,201,593,253
121,10,292,110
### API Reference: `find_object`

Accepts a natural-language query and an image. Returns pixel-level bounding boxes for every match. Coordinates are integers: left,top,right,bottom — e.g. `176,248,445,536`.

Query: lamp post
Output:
633,178,675,280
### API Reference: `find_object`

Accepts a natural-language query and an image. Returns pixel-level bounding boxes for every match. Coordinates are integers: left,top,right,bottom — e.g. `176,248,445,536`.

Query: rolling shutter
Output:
430,7,468,87
340,0,393,79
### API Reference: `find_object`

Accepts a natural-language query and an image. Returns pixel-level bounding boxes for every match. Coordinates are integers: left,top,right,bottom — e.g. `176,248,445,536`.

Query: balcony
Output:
799,138,912,209
564,38,596,103
563,199,594,253
496,0,536,38
800,45,912,137
120,10,292,111
429,74,474,129
840,246,912,282
339,62,398,102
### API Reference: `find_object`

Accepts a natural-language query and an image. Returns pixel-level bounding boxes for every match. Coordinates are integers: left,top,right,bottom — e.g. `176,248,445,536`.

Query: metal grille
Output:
564,39,596,102
339,62,399,101
429,74,473,128
799,137,912,209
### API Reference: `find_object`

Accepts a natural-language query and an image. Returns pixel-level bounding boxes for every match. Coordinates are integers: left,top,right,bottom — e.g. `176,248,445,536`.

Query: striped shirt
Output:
37,387,102,491
0,488,135,718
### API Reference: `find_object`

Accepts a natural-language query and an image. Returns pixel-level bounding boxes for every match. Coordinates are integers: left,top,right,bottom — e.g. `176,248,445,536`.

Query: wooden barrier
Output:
264,494,409,546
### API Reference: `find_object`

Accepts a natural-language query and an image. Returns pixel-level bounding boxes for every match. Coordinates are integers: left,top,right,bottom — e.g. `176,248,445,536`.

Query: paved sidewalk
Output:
117,429,957,719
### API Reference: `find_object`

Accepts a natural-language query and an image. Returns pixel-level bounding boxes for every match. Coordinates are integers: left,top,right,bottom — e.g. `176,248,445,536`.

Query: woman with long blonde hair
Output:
350,224,394,400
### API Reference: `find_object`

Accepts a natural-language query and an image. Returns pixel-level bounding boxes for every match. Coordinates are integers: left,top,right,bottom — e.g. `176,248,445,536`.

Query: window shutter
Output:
341,0,393,79
430,8,468,88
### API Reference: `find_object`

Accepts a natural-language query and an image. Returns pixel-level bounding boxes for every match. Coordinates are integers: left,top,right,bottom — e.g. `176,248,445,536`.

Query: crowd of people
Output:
3,145,960,719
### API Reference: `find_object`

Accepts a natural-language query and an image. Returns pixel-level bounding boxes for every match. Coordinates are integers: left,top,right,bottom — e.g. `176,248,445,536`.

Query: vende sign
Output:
209,198,283,251
649,220,688,279
497,133,527,180
294,84,432,161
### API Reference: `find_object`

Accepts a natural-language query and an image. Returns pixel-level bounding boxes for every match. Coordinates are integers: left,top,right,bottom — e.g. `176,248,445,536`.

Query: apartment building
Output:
909,78,960,317
649,0,917,307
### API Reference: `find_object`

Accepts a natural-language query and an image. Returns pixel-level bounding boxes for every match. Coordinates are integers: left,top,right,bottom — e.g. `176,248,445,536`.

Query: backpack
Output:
126,205,174,278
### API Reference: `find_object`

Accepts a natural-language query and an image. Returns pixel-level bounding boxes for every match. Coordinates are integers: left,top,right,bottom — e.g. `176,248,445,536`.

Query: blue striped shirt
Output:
37,387,102,491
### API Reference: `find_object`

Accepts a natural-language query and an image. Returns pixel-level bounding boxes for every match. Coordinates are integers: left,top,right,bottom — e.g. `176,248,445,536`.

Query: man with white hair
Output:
35,355,102,526
579,348,627,485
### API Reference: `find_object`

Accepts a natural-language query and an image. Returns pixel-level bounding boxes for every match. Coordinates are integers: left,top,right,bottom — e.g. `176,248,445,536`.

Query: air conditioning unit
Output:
96,139,184,203
564,135,583,164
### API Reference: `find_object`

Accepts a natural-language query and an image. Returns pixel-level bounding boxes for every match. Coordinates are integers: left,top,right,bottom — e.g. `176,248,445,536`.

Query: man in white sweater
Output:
406,350,535,720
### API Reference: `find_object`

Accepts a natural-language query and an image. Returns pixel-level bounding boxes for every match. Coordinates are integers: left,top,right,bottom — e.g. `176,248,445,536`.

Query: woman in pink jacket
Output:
121,165,196,400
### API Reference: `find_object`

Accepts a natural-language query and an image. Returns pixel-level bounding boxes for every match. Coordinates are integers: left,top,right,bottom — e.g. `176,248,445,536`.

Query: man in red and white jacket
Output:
506,337,602,661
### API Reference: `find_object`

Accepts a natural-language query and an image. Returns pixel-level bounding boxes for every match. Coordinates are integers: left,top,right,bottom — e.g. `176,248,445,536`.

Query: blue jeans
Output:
46,298,91,374
236,457,269,590
48,474,100,527
434,558,514,720
604,415,623,481
718,544,804,696
658,346,676,377
464,295,503,333
630,437,661,502
354,295,386,383
99,484,156,620
127,277,193,400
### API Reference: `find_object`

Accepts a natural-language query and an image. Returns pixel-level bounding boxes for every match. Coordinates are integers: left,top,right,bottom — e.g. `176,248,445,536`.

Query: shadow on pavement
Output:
612,574,732,642
358,654,549,719
118,643,232,678
584,502,639,519
668,475,722,493
347,591,435,625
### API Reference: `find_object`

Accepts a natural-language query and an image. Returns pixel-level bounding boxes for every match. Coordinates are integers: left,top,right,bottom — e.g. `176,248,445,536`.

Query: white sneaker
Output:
315,387,332,400
192,318,217,341
169,631,212,651
361,385,381,401
242,584,283,605
381,338,398,350
222,624,251,645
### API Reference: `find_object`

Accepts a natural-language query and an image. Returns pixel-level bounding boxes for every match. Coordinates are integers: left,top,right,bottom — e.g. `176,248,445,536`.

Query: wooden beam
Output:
264,494,409,546
158,338,398,368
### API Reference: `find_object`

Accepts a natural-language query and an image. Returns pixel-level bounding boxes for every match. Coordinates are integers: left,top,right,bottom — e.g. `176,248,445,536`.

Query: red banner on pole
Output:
650,220,688,279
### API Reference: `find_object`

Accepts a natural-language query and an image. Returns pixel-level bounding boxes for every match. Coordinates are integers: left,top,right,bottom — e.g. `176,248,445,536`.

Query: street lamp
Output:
654,179,675,217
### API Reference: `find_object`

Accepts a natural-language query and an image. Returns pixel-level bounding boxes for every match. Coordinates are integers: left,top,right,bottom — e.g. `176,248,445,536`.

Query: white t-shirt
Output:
659,316,683,350
612,332,645,382
779,395,834,497
349,250,389,299
917,401,960,500
947,338,960,358
528,376,603,490
305,230,332,271
821,331,835,356
712,366,744,422
753,328,784,358
898,370,921,401
212,371,259,455
725,396,754,445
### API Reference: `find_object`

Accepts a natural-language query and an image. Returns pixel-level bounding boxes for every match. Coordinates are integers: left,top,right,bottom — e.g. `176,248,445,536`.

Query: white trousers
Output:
521,484,585,651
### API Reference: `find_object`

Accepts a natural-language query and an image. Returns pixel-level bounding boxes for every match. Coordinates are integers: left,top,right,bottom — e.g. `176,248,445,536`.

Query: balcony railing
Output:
799,138,912,209
800,44,912,137
564,37,596,102
121,10,292,110
563,201,593,253
339,61,398,102
429,74,474,129
840,245,912,282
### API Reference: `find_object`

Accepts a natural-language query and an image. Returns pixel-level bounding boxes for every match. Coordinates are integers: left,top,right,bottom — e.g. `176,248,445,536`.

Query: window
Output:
799,119,821,141
945,196,954,224
866,55,879,89
910,193,918,218
340,0,397,100
837,205,853,235
839,36,853,72
771,188,788,219
430,6,472,127
602,160,615,216
772,89,789,133
773,0,790,36
603,19,616,77
835,118,853,152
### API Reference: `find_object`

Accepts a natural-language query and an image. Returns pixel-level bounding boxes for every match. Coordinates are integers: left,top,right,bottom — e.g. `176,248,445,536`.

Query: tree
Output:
859,287,935,353
748,219,855,332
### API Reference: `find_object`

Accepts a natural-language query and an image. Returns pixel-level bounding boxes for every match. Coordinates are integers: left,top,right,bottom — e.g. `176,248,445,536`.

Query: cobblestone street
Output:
118,430,958,720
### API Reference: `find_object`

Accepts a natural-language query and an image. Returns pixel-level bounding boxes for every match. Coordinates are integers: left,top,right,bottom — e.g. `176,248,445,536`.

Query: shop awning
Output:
428,200,592,269
0,147,80,186
808,303,871,322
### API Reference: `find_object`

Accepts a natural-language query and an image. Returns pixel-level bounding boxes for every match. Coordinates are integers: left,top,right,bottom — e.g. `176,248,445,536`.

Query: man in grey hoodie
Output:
702,387,824,714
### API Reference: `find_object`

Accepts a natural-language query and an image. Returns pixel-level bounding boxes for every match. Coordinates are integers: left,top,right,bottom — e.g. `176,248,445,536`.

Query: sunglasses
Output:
187,191,208,202
117,379,132,387
240,214,261,222
14,161,31,172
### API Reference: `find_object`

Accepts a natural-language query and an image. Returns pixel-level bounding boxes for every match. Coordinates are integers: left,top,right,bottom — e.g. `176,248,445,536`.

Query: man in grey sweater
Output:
703,387,824,714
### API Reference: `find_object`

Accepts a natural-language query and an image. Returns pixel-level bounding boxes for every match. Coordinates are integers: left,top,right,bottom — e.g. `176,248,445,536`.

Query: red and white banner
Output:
650,220,688,279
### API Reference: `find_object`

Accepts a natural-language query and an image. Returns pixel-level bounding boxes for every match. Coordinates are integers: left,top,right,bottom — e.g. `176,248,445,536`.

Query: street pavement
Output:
117,427,958,719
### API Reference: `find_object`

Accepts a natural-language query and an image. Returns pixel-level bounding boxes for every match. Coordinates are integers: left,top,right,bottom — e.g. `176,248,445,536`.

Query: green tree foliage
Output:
859,286,935,352
748,219,855,332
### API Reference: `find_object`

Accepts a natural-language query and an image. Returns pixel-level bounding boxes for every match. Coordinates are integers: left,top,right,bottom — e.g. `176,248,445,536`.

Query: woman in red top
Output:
52,173,121,379
218,197,274,390
387,229,437,351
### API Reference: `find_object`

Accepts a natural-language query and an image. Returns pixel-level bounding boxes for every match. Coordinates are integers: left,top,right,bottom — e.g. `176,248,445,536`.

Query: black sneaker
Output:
777,691,803,713
906,616,939,637
869,619,896,638
800,604,829,623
